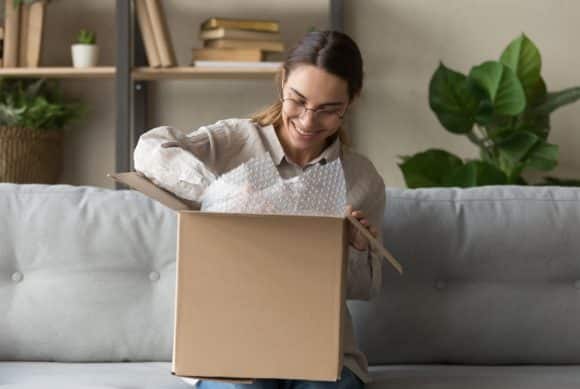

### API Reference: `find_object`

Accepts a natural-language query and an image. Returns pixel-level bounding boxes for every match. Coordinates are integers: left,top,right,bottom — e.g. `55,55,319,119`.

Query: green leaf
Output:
524,141,558,171
442,160,508,187
429,63,479,134
495,131,539,163
468,61,526,116
535,86,580,115
0,78,85,130
398,149,463,188
526,76,547,107
500,34,542,102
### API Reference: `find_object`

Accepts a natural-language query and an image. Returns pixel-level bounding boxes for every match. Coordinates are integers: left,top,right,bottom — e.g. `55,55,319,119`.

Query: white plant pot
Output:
71,44,99,68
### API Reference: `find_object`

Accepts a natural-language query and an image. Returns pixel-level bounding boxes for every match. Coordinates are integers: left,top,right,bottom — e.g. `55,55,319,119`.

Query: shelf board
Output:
0,66,279,80
132,66,279,80
0,67,116,78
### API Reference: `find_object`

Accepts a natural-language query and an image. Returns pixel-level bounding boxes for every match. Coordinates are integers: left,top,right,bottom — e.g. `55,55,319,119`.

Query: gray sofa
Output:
1,183,579,389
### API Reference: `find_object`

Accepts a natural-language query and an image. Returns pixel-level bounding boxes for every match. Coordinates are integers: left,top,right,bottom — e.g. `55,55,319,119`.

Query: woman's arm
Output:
133,125,220,203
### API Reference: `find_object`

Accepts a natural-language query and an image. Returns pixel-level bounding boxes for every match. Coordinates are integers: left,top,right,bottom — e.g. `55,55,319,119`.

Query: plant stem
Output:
468,126,494,160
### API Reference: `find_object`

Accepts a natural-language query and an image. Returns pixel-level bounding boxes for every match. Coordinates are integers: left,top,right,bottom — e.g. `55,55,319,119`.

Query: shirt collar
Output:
261,124,286,166
261,124,342,167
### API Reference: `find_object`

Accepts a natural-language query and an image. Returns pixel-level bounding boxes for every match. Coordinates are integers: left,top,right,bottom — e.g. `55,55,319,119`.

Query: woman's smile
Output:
291,121,324,140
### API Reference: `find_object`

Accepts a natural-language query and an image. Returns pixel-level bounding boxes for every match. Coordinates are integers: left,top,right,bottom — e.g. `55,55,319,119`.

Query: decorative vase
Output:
71,44,99,68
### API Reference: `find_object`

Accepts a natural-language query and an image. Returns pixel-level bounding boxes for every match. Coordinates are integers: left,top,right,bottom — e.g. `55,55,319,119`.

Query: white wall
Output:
48,0,580,188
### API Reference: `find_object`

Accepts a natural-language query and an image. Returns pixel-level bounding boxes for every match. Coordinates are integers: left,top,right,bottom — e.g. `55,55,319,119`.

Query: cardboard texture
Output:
108,172,402,382
174,211,346,381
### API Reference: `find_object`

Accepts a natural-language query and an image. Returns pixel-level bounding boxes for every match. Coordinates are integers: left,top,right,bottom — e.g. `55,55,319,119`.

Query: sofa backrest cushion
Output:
0,184,177,362
349,185,580,365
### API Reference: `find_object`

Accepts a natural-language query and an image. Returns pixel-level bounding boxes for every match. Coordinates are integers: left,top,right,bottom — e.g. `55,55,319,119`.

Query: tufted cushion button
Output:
435,280,446,290
149,271,160,281
574,280,580,289
11,272,23,282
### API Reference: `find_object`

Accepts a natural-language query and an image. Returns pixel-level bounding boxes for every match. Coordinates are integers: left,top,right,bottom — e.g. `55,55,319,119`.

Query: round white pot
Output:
71,44,99,68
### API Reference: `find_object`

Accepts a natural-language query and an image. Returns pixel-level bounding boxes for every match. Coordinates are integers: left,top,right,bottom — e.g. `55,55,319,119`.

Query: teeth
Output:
293,123,317,136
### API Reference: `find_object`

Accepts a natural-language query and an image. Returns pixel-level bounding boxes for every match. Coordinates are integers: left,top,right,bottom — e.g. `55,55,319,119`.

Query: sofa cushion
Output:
2,362,580,389
0,362,192,388
367,365,580,389
349,185,580,365
0,184,177,361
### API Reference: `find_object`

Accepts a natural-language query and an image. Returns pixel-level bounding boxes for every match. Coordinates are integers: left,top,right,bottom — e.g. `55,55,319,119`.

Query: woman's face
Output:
279,65,350,158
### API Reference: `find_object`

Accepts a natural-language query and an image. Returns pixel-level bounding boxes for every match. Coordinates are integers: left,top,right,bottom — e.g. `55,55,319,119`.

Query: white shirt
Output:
134,118,386,384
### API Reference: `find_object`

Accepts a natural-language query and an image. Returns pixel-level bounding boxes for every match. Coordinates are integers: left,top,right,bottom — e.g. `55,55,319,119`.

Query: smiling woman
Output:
133,30,386,389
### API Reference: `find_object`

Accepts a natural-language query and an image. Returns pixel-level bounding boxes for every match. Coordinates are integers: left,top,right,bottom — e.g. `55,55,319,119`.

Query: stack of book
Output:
0,27,4,67
135,0,177,68
3,0,47,68
192,17,284,68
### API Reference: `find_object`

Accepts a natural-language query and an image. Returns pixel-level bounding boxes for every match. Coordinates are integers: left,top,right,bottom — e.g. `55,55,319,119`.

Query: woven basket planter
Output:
0,126,63,184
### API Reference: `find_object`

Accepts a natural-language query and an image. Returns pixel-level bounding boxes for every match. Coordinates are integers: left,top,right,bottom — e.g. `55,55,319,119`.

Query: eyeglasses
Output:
280,97,346,127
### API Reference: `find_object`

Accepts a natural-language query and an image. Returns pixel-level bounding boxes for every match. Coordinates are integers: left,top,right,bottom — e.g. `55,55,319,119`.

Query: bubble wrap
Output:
200,153,347,217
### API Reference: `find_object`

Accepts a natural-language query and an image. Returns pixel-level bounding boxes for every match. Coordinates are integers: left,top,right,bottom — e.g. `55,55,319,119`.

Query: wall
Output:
47,0,579,188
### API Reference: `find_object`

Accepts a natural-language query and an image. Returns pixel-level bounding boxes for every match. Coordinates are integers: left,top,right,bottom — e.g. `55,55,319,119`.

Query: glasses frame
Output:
280,96,347,123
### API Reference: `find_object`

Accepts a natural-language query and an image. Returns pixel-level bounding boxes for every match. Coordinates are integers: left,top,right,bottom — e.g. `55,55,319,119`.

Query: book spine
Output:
192,48,262,62
205,39,284,53
200,28,281,42
201,18,279,33
4,0,20,67
24,0,46,67
145,0,176,67
135,0,161,68
18,2,29,66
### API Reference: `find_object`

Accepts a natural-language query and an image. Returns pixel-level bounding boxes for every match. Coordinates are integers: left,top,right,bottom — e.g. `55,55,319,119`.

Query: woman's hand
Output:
346,204,378,251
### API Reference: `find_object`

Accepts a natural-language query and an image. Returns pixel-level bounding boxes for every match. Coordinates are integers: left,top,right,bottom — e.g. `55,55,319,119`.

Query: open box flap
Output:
108,172,195,211
346,215,403,274
108,172,403,274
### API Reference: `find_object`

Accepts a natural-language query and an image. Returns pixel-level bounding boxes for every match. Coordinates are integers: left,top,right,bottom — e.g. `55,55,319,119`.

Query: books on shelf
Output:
135,0,161,67
3,0,46,68
201,17,280,33
192,17,285,67
204,39,285,53
192,60,282,69
192,48,263,62
0,26,4,67
199,28,281,42
21,0,46,67
136,0,177,68
4,0,19,67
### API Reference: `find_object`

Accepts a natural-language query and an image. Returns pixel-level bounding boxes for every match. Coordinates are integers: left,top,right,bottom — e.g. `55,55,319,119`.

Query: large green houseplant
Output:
399,34,580,188
0,78,85,183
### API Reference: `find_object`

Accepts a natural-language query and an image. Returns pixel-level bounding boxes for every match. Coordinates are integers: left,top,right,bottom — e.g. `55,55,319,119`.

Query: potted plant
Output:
0,78,85,183
71,29,98,68
398,34,580,188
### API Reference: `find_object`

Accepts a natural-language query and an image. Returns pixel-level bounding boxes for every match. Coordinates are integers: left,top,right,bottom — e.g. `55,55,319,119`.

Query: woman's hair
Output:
251,30,364,145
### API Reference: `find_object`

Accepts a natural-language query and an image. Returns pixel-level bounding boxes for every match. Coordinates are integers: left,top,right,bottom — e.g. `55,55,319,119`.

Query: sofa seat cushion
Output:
4,362,580,389
0,362,192,389
368,365,580,389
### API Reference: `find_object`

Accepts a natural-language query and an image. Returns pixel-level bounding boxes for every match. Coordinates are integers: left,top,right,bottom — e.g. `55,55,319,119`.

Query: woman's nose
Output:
298,109,317,128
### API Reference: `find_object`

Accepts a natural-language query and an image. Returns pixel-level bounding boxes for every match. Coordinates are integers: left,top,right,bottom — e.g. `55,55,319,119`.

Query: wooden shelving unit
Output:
0,67,116,78
0,0,344,184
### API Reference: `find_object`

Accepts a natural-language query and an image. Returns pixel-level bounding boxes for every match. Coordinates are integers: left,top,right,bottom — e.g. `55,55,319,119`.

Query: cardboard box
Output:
109,172,402,383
